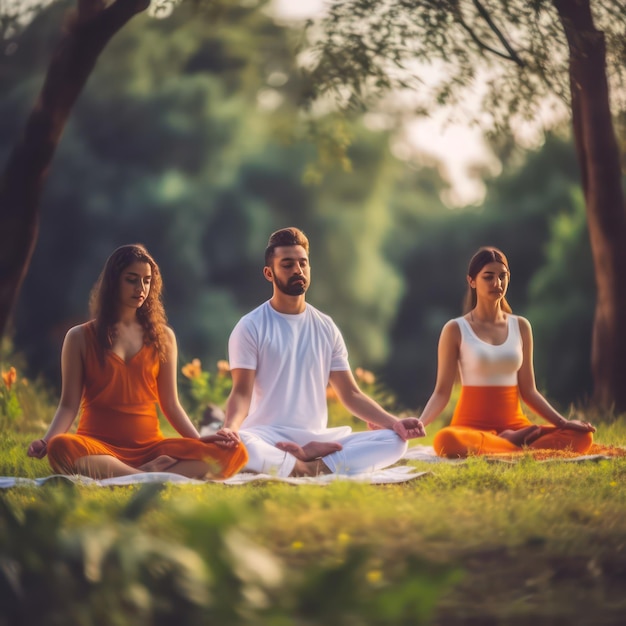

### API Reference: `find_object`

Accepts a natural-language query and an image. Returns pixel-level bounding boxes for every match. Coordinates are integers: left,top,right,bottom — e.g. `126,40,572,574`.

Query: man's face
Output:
266,245,310,296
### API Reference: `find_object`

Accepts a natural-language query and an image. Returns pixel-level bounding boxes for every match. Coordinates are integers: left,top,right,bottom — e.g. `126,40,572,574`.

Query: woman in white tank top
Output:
417,247,595,458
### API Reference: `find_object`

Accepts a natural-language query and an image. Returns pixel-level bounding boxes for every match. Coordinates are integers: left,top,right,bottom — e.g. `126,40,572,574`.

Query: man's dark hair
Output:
264,227,310,265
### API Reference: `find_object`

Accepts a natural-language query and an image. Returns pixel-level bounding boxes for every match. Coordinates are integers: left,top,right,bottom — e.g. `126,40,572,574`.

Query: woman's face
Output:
118,261,152,311
468,261,509,303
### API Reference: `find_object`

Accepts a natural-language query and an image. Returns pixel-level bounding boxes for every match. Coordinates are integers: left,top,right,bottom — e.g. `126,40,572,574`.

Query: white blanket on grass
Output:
1,445,614,489
0,464,428,488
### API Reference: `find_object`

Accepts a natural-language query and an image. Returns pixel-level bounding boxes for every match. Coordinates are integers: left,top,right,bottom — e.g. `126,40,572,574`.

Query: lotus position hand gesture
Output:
393,417,426,440
27,438,48,459
559,419,595,433
201,428,241,447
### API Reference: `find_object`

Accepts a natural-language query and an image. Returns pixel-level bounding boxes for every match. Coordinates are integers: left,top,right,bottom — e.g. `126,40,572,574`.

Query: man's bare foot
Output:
290,458,332,477
275,440,343,461
139,455,178,472
498,425,543,447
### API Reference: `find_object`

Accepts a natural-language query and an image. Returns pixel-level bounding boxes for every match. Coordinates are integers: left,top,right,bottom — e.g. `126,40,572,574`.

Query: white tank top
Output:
456,315,523,386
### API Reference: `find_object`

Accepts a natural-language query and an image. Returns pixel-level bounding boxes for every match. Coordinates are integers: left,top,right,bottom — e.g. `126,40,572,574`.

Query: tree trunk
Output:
0,0,150,339
553,0,626,411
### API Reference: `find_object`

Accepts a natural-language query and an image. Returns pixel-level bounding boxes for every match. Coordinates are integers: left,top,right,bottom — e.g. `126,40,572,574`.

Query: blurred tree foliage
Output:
300,0,626,412
383,132,593,409
0,1,445,386
526,190,594,406
0,2,595,413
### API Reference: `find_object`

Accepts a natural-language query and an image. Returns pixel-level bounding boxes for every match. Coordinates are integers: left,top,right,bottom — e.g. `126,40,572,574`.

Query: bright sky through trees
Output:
4,0,562,206
272,0,566,207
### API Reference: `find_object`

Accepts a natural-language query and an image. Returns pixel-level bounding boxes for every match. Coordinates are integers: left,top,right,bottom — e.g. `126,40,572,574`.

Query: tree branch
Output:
455,16,511,62
455,0,526,67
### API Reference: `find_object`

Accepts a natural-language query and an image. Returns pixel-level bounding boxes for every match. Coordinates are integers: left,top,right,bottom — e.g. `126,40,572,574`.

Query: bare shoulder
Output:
162,325,178,353
163,325,177,342
65,322,90,344
441,319,462,339
61,323,91,360
438,319,462,353
513,315,533,343
514,315,532,332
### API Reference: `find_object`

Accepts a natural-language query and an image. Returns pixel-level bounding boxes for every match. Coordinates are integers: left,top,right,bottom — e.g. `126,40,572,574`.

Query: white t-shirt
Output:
456,315,523,386
228,301,351,437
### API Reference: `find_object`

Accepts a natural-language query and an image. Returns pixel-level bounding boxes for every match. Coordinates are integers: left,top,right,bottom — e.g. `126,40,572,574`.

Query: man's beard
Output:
275,275,307,296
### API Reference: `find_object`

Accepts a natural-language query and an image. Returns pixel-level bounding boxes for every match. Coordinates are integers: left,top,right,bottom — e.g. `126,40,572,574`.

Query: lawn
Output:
1,360,626,625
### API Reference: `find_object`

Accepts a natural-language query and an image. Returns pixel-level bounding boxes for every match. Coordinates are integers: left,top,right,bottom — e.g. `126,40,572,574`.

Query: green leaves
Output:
303,0,624,136
0,483,459,625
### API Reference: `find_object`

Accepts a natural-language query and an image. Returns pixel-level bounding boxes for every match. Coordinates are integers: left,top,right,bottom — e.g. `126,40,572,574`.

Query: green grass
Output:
2,427,626,625
2,360,626,625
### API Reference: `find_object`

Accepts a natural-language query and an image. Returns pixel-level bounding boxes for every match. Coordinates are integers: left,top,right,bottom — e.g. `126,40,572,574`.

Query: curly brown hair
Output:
89,244,168,361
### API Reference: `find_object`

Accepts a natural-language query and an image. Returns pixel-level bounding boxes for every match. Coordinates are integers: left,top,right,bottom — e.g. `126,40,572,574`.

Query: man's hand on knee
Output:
393,417,426,440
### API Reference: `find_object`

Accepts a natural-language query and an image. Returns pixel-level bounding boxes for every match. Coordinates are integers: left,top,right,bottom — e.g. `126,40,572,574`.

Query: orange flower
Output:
216,360,231,376
1,367,17,391
355,367,376,385
326,385,338,401
181,358,202,379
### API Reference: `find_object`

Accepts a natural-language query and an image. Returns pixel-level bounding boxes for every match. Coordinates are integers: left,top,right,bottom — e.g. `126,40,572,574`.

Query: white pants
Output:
239,427,408,477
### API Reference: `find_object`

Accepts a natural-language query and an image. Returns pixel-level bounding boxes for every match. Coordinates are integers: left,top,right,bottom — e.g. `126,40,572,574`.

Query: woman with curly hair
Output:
27,244,248,479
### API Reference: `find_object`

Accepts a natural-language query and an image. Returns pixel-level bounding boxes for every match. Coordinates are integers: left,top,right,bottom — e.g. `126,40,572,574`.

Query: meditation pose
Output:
419,246,595,458
27,244,248,479
221,227,425,477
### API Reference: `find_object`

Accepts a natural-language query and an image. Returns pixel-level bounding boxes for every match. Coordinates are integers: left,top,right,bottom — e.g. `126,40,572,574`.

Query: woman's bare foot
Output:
498,425,543,447
275,440,343,461
139,455,178,472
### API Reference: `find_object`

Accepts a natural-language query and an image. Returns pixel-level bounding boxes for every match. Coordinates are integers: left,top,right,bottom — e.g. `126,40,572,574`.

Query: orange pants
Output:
433,386,593,458
48,434,248,479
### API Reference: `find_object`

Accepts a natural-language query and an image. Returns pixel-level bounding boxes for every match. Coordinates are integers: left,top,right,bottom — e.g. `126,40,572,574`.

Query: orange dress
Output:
433,316,593,458
47,324,248,478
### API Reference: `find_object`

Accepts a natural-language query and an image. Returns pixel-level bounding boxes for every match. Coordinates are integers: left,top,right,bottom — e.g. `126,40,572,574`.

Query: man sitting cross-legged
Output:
220,227,425,477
